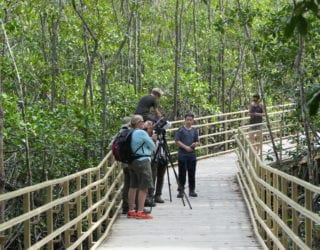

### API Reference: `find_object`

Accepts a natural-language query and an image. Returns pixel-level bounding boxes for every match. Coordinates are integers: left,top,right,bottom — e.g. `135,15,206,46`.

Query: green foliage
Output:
1,0,320,186
307,85,320,116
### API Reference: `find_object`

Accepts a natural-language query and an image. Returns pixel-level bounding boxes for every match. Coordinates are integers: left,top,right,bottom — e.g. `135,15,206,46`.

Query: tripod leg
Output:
165,163,172,202
161,137,192,209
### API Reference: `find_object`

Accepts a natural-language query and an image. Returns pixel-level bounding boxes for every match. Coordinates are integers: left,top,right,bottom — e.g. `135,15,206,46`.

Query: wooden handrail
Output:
236,114,320,250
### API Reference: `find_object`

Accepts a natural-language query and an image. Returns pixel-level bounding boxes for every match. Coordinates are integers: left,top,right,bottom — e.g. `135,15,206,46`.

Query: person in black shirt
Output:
135,88,163,122
248,94,265,153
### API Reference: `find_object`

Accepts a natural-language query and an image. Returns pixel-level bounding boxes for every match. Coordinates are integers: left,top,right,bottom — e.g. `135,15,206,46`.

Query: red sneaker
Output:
127,211,137,218
135,211,153,219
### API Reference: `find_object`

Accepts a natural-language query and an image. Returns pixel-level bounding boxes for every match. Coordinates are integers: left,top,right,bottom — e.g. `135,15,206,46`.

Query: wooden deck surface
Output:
98,153,262,250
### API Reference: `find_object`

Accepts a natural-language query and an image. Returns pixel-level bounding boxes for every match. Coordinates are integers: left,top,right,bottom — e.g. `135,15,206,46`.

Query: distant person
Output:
248,93,265,153
175,113,200,198
135,88,163,122
127,115,156,219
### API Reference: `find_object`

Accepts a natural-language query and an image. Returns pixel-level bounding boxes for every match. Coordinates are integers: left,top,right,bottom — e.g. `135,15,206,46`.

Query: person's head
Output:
130,115,145,129
252,94,260,103
121,116,132,128
144,120,154,136
184,112,195,127
151,88,163,99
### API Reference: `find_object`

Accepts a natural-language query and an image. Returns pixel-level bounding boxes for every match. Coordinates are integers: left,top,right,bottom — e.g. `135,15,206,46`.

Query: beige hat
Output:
121,116,132,125
151,88,164,97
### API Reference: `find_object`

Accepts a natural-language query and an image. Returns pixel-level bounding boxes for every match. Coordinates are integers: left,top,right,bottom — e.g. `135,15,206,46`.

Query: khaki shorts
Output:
128,159,154,190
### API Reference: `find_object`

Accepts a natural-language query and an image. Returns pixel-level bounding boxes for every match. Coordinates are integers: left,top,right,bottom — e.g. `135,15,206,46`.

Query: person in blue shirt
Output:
175,113,200,198
127,115,156,219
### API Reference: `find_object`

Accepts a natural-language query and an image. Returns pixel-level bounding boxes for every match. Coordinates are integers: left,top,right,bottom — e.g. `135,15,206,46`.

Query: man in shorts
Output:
127,115,156,219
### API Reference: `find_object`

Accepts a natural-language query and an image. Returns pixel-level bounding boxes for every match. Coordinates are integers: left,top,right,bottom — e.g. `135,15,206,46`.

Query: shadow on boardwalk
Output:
98,153,262,250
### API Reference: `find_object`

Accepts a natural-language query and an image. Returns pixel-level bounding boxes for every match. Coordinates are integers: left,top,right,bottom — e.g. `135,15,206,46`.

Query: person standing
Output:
175,113,200,198
109,116,132,214
248,94,265,154
135,88,163,122
127,115,156,219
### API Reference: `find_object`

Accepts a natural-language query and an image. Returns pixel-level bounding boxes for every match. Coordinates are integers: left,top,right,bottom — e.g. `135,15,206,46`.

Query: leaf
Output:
284,16,298,37
296,15,308,36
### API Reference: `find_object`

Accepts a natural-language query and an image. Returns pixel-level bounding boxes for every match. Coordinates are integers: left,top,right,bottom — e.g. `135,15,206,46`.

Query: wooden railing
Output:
0,104,295,249
236,110,320,250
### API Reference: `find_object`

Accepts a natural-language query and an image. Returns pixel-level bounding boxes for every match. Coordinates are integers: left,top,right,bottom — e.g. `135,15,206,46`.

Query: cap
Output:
151,88,164,97
121,116,132,125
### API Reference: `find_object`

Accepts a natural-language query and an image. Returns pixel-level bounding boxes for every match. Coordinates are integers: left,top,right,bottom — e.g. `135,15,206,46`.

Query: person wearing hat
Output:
248,94,265,154
135,88,163,122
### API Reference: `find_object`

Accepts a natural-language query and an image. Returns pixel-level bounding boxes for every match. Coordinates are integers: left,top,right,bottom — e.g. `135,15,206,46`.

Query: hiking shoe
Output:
155,196,164,203
189,191,198,197
144,199,156,207
177,192,184,198
127,211,137,218
136,211,153,219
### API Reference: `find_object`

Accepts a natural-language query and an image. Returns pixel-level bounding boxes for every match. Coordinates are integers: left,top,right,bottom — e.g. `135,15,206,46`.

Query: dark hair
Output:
185,112,194,119
253,94,260,99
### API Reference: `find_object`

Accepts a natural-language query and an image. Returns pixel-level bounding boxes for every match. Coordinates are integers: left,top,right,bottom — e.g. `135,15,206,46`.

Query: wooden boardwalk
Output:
98,153,262,250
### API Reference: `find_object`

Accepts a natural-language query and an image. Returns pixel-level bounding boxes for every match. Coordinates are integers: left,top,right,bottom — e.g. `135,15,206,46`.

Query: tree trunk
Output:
295,34,314,183
207,1,214,104
173,0,180,119
218,0,226,113
49,0,62,109
0,31,4,224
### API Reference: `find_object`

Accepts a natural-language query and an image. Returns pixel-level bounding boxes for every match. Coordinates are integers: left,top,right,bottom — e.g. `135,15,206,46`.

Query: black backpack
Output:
111,128,146,163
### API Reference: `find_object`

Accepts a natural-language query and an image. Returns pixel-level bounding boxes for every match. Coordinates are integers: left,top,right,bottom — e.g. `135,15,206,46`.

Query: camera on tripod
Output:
154,117,169,135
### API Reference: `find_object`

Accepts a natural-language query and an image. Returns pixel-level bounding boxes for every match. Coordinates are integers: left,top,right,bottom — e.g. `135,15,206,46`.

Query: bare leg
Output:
137,188,148,212
128,188,137,211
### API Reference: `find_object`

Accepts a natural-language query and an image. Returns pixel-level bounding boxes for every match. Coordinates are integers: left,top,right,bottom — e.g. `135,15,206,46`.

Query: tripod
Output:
151,129,192,209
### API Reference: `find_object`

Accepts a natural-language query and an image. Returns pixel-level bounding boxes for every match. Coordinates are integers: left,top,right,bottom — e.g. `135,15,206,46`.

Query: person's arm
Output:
154,108,162,120
140,130,156,150
175,140,194,152
248,104,254,116
258,104,266,117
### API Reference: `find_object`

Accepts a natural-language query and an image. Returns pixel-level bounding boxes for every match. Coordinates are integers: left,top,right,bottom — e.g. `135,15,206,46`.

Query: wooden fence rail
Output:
236,115,320,250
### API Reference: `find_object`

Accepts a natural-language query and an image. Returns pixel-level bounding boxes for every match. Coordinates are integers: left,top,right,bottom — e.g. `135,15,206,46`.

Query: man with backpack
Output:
110,116,132,214
127,115,156,219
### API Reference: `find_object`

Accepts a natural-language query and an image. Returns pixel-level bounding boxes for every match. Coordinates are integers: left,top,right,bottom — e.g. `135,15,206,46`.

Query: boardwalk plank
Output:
98,153,262,250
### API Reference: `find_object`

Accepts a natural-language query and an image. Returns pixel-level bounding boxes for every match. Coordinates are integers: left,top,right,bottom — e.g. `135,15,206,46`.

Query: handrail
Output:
236,115,320,250
0,103,296,249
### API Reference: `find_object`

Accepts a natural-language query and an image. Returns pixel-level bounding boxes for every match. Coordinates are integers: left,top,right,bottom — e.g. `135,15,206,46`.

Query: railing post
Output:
204,119,208,155
281,178,288,248
87,172,93,248
76,176,82,250
23,193,31,249
292,182,298,250
96,168,102,239
273,173,279,243
63,181,71,247
46,186,54,250
266,170,272,249
224,114,228,151
305,189,312,247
